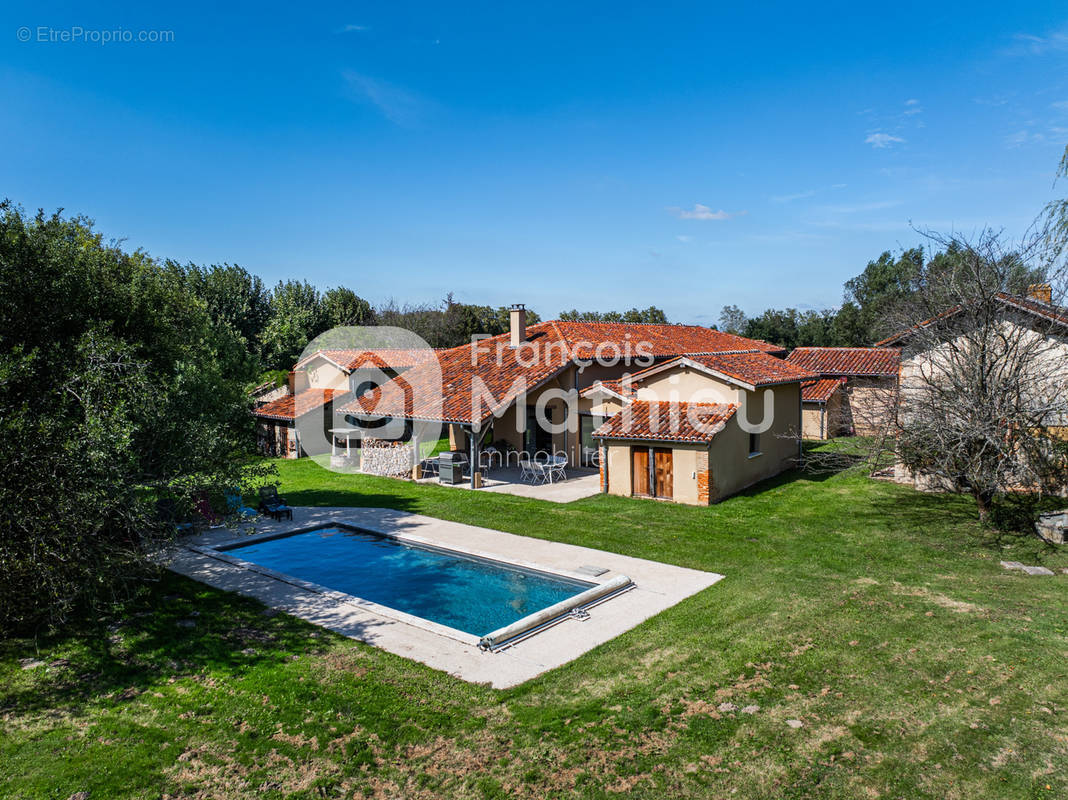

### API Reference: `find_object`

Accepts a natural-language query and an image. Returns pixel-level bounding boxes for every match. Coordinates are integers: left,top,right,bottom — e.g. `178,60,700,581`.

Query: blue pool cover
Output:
222,526,593,636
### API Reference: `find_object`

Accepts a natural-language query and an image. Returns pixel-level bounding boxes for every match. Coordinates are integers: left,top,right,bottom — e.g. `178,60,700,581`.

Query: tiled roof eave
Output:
253,411,294,422
593,434,716,445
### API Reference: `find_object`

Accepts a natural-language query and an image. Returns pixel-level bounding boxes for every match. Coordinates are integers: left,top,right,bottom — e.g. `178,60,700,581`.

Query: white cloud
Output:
905,98,920,106
865,132,905,149
822,200,903,214
342,71,428,126
1007,28,1068,55
1006,129,1046,147
667,203,746,220
339,24,368,33
1052,100,1068,110
903,99,923,116
771,189,816,203
676,235,694,243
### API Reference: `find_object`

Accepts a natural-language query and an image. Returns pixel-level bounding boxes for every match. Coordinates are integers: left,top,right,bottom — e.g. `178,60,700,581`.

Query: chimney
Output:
1027,283,1052,304
509,303,527,348
287,370,296,396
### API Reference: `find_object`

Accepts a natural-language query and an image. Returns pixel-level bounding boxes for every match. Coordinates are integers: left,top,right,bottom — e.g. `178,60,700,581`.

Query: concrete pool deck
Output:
417,466,603,503
162,507,723,688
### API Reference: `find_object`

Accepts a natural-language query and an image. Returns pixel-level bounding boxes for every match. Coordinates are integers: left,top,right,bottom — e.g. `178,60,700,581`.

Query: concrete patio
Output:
162,507,723,688
417,465,602,503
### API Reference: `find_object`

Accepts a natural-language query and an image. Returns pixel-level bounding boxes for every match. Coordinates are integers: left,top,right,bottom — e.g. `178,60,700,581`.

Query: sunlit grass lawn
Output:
2,445,1067,799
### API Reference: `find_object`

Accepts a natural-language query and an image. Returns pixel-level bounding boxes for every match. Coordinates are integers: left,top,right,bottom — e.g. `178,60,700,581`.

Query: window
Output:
748,431,761,456
525,404,554,456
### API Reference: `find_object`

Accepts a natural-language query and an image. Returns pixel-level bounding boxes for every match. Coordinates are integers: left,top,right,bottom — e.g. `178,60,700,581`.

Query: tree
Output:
492,305,541,332
884,229,1067,520
262,280,325,369
842,248,924,344
0,203,271,634
559,306,669,324
1040,144,1068,266
179,262,271,372
743,307,803,349
718,305,747,334
373,296,542,349
323,286,375,328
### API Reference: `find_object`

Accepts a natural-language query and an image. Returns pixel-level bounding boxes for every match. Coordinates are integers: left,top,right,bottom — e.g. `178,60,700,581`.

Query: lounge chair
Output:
258,485,293,521
225,488,258,520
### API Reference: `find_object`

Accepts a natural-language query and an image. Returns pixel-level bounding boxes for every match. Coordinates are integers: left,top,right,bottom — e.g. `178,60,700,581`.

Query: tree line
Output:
718,245,1044,350
179,267,549,376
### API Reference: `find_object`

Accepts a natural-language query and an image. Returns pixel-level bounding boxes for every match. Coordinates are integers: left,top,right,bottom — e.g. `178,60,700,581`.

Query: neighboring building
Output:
253,348,436,458
786,347,901,439
874,288,1068,490
254,386,342,458
586,353,815,504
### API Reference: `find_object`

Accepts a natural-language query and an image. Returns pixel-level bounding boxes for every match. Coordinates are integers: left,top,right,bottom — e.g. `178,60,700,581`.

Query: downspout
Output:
572,367,579,466
797,386,803,463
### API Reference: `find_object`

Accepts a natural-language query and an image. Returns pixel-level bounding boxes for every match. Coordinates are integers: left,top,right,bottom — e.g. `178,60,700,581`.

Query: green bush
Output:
0,203,273,635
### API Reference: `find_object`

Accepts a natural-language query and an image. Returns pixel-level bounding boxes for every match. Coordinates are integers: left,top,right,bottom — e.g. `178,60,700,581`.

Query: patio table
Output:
535,455,568,484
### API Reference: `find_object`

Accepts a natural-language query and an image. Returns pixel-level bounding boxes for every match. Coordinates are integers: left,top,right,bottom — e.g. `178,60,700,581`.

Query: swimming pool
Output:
218,525,596,637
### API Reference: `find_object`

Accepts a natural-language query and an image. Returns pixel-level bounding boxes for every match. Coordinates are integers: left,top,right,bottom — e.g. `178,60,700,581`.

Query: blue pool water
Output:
222,526,592,636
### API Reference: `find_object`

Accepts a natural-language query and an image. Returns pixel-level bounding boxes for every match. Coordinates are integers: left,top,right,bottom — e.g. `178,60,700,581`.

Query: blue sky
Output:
2,2,1067,323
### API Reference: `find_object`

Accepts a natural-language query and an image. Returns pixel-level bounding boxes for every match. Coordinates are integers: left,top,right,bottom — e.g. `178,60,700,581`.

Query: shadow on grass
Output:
0,571,374,717
279,488,422,511
733,462,858,497
860,480,1067,563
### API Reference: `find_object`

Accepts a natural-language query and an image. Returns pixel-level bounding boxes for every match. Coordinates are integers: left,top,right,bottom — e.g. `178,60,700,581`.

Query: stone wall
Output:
360,439,415,477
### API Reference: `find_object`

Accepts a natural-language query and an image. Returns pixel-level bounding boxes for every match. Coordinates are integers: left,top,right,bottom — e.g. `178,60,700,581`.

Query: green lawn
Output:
3,450,1067,799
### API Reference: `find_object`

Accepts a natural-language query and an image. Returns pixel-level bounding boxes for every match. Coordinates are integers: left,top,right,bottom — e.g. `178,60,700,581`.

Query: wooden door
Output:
653,448,673,499
631,447,650,496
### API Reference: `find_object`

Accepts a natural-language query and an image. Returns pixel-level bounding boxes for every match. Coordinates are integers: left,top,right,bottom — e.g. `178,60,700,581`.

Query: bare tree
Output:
879,228,1068,520
1040,144,1068,267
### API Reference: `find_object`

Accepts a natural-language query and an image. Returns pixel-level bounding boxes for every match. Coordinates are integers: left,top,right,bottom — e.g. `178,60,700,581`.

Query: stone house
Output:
785,347,901,439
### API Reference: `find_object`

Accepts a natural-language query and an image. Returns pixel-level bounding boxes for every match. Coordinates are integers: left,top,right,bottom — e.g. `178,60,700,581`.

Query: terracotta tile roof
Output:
254,388,341,422
295,348,439,371
801,377,845,404
786,347,900,377
681,352,818,387
582,351,814,398
997,292,1068,326
544,321,784,357
340,320,781,425
338,326,572,424
592,401,738,444
580,379,637,402
873,293,1068,347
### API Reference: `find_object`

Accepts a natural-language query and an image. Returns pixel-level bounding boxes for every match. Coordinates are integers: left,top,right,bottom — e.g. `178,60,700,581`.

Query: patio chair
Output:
548,458,567,483
225,488,258,520
518,459,537,483
193,491,223,528
419,457,439,477
258,485,293,521
480,446,501,471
